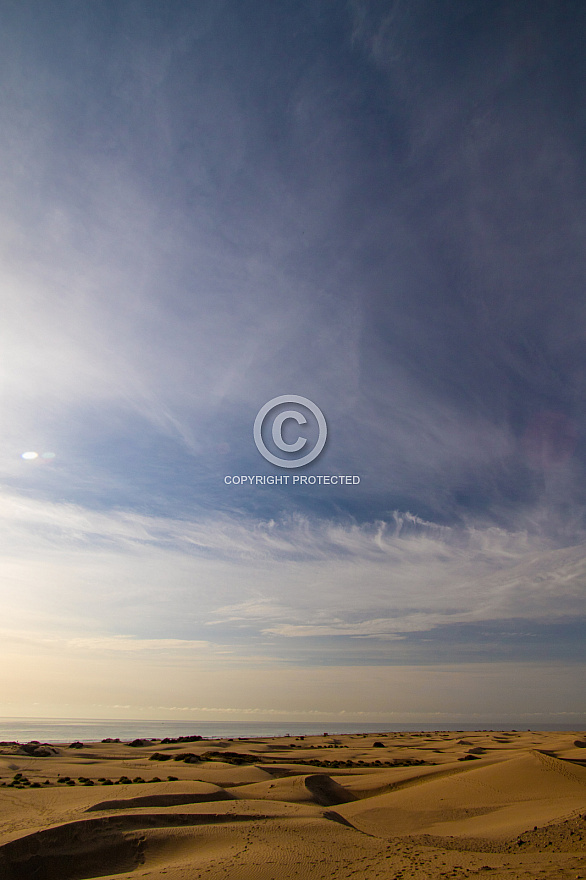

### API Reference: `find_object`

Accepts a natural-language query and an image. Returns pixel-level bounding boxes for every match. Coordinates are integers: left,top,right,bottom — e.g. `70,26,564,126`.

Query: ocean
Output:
0,718,584,744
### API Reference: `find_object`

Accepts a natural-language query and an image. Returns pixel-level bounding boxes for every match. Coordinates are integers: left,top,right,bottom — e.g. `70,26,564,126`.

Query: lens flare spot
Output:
41,452,56,459
21,451,38,460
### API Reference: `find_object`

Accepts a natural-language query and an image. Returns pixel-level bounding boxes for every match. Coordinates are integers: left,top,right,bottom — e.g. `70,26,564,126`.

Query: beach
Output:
0,729,585,879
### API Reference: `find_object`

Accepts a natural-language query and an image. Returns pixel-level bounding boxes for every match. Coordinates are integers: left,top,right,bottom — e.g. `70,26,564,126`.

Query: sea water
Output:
0,718,583,744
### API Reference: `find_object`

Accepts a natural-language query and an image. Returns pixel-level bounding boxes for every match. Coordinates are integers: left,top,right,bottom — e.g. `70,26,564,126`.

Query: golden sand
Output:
0,729,585,879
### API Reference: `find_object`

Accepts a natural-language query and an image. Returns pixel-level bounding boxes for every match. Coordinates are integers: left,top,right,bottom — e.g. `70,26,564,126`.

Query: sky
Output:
0,0,585,725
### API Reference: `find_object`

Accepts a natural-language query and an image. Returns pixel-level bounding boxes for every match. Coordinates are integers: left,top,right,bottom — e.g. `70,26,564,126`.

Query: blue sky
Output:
0,0,584,724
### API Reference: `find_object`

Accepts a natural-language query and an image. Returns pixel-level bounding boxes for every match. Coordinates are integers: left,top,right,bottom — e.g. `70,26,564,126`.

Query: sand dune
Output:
0,730,585,879
228,772,356,806
86,784,236,811
336,750,586,839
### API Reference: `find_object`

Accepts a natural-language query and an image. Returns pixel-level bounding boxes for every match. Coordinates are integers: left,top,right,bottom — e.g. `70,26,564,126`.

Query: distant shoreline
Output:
0,717,584,745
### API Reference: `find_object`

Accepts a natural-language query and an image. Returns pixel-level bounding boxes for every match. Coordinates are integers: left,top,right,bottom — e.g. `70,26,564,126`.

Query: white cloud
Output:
0,487,582,658
65,636,210,654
